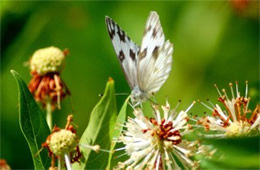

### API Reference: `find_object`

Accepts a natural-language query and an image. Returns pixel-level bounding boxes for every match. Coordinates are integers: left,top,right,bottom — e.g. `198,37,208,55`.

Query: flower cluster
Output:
198,81,260,137
26,46,258,169
28,46,70,110
42,115,81,170
116,101,204,169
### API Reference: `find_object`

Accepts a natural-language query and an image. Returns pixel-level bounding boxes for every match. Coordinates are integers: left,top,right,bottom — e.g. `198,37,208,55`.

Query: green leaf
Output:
201,136,260,169
106,96,130,169
11,70,50,169
73,78,117,169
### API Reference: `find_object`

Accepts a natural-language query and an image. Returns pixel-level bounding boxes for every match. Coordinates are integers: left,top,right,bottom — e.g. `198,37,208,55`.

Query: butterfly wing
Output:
137,11,173,96
105,16,140,89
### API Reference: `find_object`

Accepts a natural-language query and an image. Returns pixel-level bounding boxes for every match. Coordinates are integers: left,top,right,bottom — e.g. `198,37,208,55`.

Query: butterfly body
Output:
106,11,173,105
131,86,148,104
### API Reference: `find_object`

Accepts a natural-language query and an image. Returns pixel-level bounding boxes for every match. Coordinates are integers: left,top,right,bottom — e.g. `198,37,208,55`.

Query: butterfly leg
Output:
128,100,135,110
152,95,158,104
130,101,142,109
139,102,143,109
145,94,158,105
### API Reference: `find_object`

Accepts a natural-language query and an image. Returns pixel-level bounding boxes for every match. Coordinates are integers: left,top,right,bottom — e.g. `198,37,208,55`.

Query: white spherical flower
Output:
116,101,201,169
30,46,66,75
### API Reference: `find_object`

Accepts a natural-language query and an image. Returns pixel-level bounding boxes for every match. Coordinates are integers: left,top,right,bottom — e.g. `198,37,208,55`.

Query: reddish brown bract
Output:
28,71,70,110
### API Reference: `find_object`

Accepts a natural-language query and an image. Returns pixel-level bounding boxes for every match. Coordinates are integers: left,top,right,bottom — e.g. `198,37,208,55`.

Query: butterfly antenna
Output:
99,93,129,97
115,93,129,96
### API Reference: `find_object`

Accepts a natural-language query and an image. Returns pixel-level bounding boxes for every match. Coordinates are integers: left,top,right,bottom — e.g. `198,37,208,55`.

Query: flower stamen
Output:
199,82,260,137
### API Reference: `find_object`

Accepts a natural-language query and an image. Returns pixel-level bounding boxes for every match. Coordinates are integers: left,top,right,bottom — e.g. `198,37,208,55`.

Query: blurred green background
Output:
1,1,259,169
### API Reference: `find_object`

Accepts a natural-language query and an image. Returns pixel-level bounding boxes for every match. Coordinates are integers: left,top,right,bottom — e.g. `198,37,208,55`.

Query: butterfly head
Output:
131,86,148,104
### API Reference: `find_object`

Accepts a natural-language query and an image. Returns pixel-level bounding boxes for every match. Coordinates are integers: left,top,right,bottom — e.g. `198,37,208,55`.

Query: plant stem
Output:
46,101,52,130
64,154,72,170
58,158,62,170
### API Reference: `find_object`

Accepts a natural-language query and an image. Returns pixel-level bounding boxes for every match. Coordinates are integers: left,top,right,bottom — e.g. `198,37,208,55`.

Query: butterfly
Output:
105,11,173,105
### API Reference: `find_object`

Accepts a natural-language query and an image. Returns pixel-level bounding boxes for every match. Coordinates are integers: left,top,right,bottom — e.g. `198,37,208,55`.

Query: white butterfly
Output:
106,11,173,105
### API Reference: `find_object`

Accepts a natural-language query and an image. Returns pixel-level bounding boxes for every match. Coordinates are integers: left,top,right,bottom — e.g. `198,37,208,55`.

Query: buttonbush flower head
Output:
0,159,11,170
115,100,203,169
198,81,260,137
30,46,66,75
28,46,70,109
42,114,101,170
42,115,81,170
